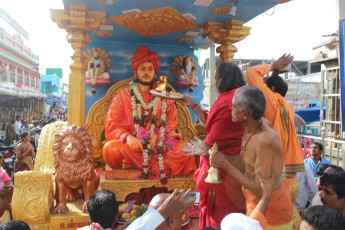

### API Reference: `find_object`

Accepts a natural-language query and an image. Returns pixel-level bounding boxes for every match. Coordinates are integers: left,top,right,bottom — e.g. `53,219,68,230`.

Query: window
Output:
17,75,23,84
17,68,22,74
9,72,15,82
24,76,29,86
30,77,35,87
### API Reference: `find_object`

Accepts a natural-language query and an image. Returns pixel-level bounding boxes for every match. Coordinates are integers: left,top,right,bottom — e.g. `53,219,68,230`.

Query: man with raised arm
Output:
210,86,293,228
246,54,305,194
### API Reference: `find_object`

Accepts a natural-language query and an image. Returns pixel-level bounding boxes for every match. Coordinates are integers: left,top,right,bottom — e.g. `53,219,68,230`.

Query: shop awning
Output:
0,82,47,98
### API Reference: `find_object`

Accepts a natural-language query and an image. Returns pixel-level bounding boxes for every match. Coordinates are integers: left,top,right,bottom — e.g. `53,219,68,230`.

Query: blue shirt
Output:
304,157,332,177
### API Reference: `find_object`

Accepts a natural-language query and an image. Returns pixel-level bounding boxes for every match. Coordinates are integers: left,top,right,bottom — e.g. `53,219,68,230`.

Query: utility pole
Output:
209,43,217,107
337,0,345,19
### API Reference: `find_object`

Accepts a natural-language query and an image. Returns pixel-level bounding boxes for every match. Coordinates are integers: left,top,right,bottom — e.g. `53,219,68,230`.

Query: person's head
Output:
324,165,344,174
232,86,266,123
132,46,160,86
216,62,245,93
42,121,48,127
33,122,39,127
182,56,191,70
149,193,183,230
10,120,15,124
310,142,323,162
16,115,20,121
264,75,288,97
316,163,331,177
49,118,56,124
93,50,100,60
86,190,119,229
0,220,31,230
220,213,263,230
23,120,29,128
301,206,345,230
320,171,345,214
20,132,30,142
35,128,42,135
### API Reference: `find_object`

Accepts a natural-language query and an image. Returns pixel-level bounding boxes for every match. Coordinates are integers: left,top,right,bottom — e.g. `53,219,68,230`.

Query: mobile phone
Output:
186,191,200,204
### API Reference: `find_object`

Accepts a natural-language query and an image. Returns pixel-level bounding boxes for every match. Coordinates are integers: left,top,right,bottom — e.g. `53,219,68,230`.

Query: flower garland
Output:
129,80,170,184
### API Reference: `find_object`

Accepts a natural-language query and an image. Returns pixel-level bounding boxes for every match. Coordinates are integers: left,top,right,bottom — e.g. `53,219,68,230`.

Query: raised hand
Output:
126,135,144,153
179,95,196,108
271,53,294,74
182,137,209,156
157,189,195,219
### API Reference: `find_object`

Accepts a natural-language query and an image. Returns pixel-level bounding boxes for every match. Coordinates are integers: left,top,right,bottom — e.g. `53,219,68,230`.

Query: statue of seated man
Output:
85,50,110,95
178,56,197,92
102,46,196,184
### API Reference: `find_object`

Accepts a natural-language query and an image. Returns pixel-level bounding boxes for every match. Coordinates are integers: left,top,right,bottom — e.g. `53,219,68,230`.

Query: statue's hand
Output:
170,132,182,140
149,134,158,147
182,137,209,156
126,135,143,153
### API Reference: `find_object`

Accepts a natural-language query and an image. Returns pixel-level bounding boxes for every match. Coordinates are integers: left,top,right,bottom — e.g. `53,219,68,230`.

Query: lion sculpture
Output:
52,125,100,214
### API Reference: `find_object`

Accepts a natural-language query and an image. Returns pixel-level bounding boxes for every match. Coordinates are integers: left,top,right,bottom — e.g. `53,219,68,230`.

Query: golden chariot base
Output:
100,175,196,202
50,200,90,230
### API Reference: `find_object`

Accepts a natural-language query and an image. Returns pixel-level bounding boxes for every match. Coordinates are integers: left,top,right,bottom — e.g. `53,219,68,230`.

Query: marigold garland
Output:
129,80,169,184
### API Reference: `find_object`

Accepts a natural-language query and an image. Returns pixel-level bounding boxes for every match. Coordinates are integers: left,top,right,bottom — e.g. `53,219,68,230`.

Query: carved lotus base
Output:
100,175,196,202
105,169,143,180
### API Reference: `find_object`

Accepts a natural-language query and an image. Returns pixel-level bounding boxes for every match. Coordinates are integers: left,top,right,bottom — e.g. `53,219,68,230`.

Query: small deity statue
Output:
85,50,110,95
179,56,197,92
52,125,100,214
102,46,196,184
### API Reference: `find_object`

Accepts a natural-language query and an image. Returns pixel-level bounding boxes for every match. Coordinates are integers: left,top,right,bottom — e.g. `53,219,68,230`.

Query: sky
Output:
1,0,339,84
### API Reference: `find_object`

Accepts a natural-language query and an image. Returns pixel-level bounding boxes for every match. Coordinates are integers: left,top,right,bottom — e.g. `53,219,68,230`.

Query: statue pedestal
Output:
50,200,90,230
99,175,196,202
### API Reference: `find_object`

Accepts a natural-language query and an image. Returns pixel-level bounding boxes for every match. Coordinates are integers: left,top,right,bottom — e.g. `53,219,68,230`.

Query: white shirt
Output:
125,207,164,230
295,164,319,211
14,121,22,135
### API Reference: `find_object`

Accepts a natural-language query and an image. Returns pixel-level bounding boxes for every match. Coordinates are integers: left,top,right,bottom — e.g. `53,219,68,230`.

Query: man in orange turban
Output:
102,46,196,184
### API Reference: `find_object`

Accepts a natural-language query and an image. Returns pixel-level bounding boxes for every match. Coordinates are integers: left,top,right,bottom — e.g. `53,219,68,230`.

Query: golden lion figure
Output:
52,125,100,214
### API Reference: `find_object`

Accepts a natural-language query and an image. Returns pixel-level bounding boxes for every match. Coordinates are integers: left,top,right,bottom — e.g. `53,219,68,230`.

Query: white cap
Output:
220,213,263,230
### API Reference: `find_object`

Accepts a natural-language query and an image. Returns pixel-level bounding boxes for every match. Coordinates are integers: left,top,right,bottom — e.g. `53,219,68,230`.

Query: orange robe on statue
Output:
103,84,196,177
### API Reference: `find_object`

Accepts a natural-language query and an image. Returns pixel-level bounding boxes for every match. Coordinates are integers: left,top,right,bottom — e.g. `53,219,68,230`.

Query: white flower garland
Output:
129,80,167,182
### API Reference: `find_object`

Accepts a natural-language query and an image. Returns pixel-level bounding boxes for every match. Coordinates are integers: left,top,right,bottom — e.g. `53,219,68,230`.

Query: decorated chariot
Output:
10,0,296,229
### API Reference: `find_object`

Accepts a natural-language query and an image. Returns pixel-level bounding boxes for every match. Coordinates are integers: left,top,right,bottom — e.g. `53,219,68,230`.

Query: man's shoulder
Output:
320,157,332,164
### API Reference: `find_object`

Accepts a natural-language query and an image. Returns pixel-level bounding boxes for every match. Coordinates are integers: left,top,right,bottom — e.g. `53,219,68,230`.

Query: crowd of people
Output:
0,49,344,229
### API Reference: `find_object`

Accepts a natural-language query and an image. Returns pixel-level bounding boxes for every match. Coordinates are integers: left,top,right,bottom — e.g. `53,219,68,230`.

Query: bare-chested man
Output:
209,86,293,228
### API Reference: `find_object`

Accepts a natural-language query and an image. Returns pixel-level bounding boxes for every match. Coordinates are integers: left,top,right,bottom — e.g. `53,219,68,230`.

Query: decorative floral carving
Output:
100,177,196,202
178,38,193,43
96,31,112,37
109,7,199,37
213,7,231,15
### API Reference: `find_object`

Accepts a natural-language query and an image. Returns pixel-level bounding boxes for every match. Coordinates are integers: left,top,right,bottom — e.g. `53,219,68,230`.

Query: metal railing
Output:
297,132,345,168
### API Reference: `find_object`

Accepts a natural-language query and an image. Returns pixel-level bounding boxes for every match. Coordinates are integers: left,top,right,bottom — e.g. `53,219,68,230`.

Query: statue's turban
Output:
132,46,160,74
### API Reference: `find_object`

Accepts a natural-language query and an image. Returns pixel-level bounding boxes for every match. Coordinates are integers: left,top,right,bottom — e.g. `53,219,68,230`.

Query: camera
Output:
186,191,200,204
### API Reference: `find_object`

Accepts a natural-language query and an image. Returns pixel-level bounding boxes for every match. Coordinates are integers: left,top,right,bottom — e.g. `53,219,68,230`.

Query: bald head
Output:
149,193,183,230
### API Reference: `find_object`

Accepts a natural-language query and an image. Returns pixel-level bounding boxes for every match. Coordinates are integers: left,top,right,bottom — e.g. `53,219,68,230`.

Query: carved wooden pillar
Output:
50,5,106,127
203,20,250,62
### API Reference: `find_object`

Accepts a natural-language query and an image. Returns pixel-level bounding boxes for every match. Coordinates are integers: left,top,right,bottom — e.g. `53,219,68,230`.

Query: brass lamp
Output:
205,143,223,184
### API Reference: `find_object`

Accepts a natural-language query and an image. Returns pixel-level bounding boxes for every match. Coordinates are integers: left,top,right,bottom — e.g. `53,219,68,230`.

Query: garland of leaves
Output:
129,80,168,184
